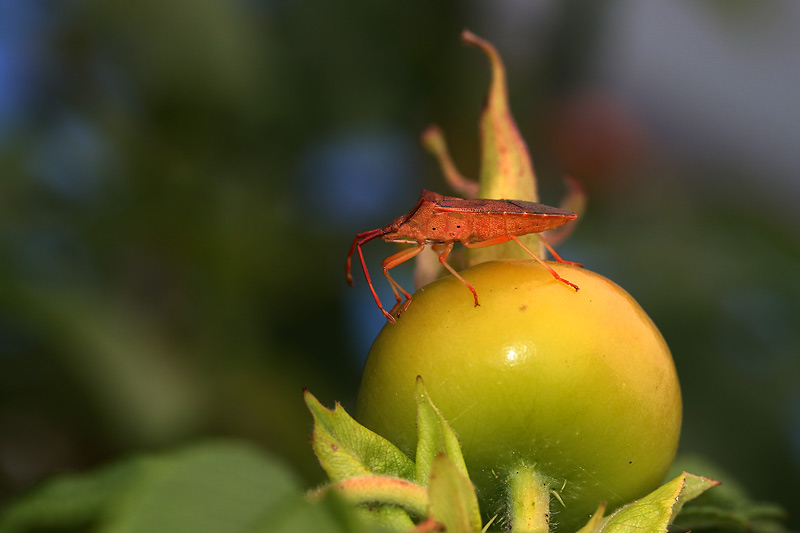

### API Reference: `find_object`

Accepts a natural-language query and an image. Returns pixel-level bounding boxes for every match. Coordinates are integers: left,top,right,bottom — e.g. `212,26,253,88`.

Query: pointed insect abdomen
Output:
460,211,575,243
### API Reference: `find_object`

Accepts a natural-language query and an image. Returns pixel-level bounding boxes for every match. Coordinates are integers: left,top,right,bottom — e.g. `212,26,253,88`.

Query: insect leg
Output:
347,228,396,321
355,243,396,323
382,243,426,315
462,235,511,249
509,235,579,291
436,241,480,307
537,234,582,267
463,235,579,291
347,228,384,286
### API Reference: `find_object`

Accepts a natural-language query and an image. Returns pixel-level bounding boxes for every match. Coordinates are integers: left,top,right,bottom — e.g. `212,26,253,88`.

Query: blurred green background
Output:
0,0,798,528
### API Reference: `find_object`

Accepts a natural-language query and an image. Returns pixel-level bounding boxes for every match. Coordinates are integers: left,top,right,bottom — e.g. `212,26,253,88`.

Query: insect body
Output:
346,190,579,322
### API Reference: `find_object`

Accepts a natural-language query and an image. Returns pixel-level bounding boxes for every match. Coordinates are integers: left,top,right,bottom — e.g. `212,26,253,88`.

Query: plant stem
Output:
508,464,552,533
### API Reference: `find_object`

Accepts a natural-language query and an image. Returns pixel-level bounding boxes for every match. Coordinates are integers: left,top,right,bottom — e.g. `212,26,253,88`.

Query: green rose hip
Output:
355,260,682,532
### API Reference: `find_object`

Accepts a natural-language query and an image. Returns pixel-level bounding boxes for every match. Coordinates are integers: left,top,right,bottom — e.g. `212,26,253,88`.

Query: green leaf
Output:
304,390,416,482
670,472,722,520
669,456,789,533
311,475,428,520
354,506,416,533
268,491,369,533
414,376,469,486
576,472,719,533
462,30,537,204
0,440,364,533
7,283,203,446
107,441,310,533
575,503,607,533
462,29,543,262
427,455,482,533
0,456,144,533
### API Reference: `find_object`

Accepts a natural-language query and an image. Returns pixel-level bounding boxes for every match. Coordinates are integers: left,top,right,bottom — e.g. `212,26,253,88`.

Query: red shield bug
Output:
346,190,579,322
